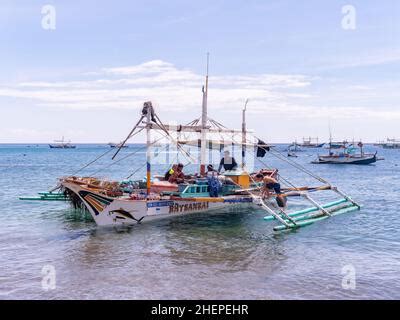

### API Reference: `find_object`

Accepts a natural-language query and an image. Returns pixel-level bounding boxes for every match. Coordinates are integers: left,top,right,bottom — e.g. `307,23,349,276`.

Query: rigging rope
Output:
70,106,330,191
112,114,145,160
245,131,330,186
213,126,298,189
153,112,198,164
70,127,145,176
125,147,180,180
88,130,170,177
90,123,196,178
205,115,329,187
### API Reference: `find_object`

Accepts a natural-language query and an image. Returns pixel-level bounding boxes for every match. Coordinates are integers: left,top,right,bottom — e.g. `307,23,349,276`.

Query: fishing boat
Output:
325,140,348,149
381,138,400,149
49,137,76,149
108,142,128,148
287,141,302,151
373,140,386,147
298,137,324,148
312,141,377,165
287,141,301,157
22,59,360,232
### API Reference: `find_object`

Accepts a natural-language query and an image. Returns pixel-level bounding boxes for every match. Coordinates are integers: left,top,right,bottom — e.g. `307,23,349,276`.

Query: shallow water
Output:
0,144,399,299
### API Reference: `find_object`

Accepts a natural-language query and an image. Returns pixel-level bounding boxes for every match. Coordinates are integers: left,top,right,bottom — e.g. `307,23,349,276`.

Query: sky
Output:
0,0,399,143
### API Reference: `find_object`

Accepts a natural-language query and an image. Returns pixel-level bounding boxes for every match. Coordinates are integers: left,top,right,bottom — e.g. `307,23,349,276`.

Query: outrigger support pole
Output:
301,193,331,217
276,206,298,226
254,196,293,228
331,186,361,209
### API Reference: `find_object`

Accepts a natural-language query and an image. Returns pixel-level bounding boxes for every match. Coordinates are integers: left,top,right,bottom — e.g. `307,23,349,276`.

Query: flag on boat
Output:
256,139,270,157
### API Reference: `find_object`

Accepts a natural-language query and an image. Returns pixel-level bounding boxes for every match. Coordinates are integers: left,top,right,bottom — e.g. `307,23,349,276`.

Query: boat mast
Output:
241,99,249,168
200,53,209,176
146,104,151,197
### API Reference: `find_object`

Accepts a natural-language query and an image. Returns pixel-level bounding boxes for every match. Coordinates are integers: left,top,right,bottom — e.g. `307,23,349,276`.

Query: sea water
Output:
0,144,399,299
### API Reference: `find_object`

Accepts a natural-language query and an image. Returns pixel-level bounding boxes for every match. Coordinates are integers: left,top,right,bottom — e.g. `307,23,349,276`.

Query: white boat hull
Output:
62,182,254,227
312,153,377,165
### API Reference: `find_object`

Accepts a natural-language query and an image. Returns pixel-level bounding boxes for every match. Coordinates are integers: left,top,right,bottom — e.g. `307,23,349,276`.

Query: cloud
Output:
102,60,178,75
319,48,400,70
0,60,312,113
3,60,398,123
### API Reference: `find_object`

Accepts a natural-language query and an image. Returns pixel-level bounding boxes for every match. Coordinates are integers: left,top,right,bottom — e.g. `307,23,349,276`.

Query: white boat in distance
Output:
49,137,76,149
381,138,400,149
298,137,324,148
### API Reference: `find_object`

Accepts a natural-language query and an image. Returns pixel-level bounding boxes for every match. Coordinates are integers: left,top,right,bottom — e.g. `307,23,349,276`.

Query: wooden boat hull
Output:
312,154,377,165
61,181,254,227
299,144,324,148
49,144,76,149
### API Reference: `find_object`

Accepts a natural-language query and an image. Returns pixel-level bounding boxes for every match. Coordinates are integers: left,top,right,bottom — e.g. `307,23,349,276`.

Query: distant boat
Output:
312,142,378,165
373,140,385,147
381,138,400,149
108,142,128,148
298,137,324,148
49,137,76,149
325,140,348,149
287,141,300,157
287,141,302,152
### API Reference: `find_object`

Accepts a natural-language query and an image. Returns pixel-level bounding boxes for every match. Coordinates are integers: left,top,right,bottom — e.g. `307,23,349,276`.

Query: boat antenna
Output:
328,121,332,154
200,52,209,175
145,102,152,197
242,99,249,168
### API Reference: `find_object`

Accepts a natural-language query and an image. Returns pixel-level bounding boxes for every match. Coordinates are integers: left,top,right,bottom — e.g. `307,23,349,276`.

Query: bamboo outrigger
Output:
20,58,361,232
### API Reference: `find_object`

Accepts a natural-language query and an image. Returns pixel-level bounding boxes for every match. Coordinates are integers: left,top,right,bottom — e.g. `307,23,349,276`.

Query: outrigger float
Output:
21,59,361,232
19,191,69,201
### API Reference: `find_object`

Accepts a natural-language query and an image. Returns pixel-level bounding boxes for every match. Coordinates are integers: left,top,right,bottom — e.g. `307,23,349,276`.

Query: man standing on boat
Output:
255,173,287,208
206,164,218,177
206,164,222,197
218,150,238,172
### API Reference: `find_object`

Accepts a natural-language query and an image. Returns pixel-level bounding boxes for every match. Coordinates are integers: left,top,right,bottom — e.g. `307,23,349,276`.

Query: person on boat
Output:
262,175,281,197
206,164,218,177
255,173,287,207
168,163,185,184
206,165,222,197
164,164,177,181
218,151,238,173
